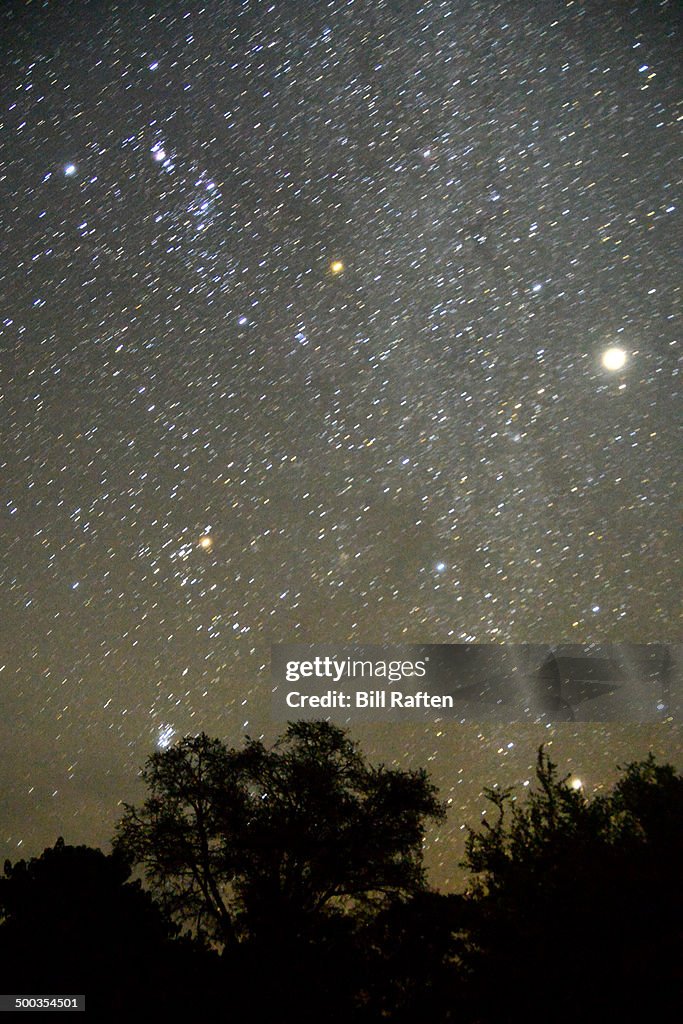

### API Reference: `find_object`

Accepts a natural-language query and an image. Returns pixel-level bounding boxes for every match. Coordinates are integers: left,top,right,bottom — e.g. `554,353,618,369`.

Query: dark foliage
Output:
1,732,680,1023
459,748,683,1023
113,720,446,949
0,839,220,1019
357,890,467,1022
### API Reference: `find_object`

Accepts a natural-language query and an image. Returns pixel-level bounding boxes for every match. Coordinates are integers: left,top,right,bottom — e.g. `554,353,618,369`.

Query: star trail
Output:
0,0,679,881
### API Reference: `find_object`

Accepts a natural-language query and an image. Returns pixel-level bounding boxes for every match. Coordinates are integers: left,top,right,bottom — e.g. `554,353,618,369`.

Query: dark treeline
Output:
1,722,681,1021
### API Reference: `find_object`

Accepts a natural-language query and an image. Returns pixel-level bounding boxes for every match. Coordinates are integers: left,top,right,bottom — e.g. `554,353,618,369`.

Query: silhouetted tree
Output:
0,839,219,1019
3,744,680,1023
459,748,683,1023
359,891,467,1023
113,721,446,953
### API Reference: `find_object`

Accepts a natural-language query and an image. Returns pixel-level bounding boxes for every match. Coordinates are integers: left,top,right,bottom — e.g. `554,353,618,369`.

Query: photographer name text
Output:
285,689,453,709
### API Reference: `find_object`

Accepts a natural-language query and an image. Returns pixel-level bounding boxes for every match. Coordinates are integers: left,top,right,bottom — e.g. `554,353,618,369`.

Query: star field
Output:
0,0,680,880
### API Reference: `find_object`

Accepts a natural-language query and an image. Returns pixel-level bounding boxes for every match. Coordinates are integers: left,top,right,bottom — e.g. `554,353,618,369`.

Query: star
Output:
0,0,679,901
601,346,628,371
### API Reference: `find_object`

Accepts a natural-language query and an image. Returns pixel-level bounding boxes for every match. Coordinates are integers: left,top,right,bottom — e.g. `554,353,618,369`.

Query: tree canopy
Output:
2,733,680,1022
113,720,446,947
459,748,683,1022
0,839,217,1018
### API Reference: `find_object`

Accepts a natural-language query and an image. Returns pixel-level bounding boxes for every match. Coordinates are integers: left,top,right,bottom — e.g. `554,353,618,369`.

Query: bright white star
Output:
601,346,627,371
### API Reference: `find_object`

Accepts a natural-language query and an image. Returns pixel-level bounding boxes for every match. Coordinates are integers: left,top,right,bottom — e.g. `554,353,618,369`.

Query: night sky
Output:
1,0,680,886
